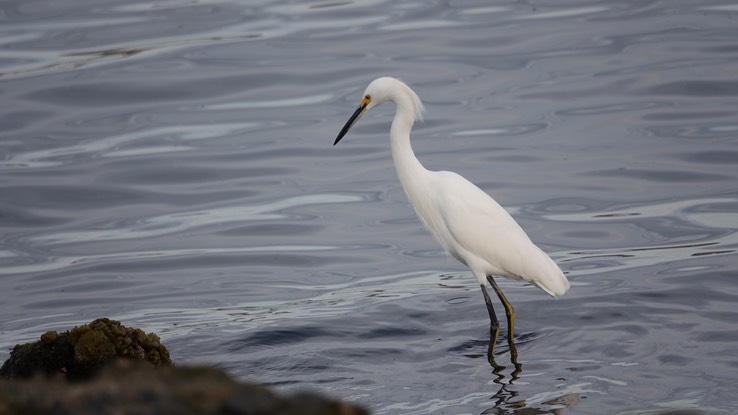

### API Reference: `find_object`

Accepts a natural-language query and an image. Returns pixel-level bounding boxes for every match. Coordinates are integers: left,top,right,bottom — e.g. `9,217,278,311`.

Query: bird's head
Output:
333,77,423,145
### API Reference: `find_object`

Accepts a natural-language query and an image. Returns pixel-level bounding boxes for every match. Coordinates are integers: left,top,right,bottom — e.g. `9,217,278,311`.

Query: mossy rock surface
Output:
0,318,367,414
0,361,369,415
1,318,172,380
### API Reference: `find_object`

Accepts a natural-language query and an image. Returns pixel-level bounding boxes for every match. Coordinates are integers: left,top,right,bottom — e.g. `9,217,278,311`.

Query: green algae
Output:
1,318,172,380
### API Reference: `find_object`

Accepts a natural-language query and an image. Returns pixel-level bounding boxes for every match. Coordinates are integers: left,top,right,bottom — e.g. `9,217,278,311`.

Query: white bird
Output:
334,77,570,359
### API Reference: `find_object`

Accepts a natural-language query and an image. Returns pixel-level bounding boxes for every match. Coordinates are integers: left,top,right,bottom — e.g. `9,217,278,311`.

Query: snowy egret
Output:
334,77,570,362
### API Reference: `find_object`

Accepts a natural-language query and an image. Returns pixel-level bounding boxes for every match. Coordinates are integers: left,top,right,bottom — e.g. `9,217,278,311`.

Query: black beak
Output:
334,103,367,146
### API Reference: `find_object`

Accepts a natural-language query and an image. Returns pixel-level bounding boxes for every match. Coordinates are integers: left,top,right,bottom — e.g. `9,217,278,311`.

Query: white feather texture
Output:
361,77,570,297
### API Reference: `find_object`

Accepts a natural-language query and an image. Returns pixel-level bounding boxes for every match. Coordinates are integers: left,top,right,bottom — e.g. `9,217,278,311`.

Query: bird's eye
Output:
365,94,371,100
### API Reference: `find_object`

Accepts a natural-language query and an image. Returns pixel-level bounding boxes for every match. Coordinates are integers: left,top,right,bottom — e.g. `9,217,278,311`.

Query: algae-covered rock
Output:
0,318,172,380
0,319,368,414
0,361,369,415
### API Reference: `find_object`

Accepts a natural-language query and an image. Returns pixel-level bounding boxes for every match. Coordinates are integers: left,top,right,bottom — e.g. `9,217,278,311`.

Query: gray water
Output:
2,0,737,413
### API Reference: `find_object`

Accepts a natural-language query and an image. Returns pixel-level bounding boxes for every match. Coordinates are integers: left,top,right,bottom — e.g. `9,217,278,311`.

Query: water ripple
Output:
27,193,362,245
0,122,261,169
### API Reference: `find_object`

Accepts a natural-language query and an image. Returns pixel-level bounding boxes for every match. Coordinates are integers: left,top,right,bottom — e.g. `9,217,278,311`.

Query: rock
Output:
0,317,172,380
0,360,368,415
0,318,369,414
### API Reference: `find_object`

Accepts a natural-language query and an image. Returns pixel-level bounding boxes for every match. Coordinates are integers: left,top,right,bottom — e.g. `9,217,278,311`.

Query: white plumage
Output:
334,77,569,356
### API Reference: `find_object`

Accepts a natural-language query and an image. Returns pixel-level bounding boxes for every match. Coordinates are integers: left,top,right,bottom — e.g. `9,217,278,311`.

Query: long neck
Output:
389,92,427,196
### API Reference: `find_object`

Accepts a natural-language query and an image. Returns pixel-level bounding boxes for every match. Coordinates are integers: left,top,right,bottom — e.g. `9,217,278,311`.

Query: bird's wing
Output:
432,171,569,296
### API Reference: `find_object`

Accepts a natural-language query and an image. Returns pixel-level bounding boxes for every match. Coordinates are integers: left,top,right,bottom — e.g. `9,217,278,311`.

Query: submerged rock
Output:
0,317,171,380
0,360,368,415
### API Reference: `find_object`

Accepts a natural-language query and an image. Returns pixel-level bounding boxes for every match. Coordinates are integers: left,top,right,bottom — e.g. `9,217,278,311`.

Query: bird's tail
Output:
531,249,570,297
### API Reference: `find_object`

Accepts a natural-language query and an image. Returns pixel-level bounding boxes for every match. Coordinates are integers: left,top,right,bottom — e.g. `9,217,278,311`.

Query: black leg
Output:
480,283,499,329
487,276,520,366
481,284,504,369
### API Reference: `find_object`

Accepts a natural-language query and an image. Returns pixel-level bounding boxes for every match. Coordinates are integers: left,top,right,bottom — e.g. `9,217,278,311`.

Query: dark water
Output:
2,0,737,413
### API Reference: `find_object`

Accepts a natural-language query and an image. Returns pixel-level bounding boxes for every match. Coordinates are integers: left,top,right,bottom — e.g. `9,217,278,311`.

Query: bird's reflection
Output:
482,330,580,414
481,390,581,415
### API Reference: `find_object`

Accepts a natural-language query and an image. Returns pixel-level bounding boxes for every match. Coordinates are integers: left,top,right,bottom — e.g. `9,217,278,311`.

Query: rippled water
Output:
2,0,737,413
